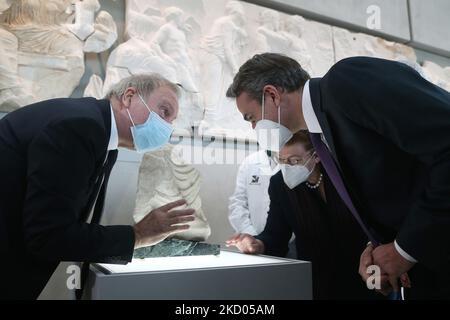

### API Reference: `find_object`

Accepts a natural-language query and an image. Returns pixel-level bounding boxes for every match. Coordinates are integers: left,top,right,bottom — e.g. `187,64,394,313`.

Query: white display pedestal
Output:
87,250,312,300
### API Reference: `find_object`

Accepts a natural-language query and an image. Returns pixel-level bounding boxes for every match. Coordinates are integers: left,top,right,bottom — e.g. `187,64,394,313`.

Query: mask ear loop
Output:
304,151,317,173
138,93,152,113
261,91,265,121
278,103,281,125
126,108,136,128
304,151,316,165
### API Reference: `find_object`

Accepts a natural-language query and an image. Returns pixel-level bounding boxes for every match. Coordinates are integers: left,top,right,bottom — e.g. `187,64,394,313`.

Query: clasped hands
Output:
228,236,416,297
359,242,415,296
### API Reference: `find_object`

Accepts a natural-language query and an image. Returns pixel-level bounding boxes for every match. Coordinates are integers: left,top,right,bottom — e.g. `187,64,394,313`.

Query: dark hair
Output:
285,130,313,151
226,53,310,102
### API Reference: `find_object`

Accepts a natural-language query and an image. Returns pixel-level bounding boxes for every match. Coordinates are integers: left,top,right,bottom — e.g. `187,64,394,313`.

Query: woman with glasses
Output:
227,130,381,300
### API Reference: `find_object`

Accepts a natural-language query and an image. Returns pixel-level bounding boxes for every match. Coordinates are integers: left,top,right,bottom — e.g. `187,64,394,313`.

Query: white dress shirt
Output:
301,80,417,263
108,104,119,151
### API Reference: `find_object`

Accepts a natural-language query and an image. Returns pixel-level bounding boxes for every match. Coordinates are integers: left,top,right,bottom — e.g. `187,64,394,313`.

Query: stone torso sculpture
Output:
134,145,211,242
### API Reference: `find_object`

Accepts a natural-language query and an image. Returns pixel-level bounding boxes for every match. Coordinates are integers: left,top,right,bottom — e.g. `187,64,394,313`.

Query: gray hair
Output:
105,73,180,100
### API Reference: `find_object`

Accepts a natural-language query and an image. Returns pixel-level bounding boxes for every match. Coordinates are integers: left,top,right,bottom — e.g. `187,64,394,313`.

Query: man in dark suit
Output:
226,53,450,299
0,74,195,299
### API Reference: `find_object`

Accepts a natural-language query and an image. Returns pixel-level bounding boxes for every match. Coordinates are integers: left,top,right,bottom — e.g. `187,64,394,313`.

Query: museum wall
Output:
0,0,448,299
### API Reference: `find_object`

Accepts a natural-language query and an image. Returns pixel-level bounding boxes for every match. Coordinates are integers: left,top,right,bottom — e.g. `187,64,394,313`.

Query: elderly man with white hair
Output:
0,73,196,299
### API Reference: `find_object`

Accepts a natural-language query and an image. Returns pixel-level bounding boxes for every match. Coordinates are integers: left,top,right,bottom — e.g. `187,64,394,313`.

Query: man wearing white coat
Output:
228,150,279,236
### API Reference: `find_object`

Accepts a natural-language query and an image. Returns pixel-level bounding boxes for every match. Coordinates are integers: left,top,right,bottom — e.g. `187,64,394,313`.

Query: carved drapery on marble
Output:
0,0,117,112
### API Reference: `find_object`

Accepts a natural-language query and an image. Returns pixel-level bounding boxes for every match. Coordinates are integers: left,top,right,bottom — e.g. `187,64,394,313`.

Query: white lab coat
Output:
228,150,279,235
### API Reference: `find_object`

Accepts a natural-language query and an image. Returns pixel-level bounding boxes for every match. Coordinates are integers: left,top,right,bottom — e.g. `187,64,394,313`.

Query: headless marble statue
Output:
133,145,219,258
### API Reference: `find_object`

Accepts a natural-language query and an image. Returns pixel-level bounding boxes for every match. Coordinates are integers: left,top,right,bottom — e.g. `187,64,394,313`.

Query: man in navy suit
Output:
0,74,195,299
227,53,450,299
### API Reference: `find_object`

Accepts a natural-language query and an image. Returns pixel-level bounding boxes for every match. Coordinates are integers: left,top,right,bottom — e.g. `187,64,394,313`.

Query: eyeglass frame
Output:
272,150,316,166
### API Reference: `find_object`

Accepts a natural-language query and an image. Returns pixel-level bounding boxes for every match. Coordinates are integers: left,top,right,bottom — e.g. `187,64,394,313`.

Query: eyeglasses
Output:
273,151,315,166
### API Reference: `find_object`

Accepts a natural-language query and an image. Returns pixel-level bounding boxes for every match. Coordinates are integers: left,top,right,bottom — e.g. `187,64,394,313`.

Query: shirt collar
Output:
301,80,323,134
108,103,119,151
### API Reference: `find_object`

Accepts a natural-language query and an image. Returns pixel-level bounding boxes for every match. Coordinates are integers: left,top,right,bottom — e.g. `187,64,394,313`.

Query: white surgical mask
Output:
280,153,315,189
255,92,293,152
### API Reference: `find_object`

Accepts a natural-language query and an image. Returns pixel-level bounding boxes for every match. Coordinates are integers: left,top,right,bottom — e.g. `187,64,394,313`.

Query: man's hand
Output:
372,242,415,292
133,199,195,248
225,233,265,254
359,243,393,295
359,243,413,296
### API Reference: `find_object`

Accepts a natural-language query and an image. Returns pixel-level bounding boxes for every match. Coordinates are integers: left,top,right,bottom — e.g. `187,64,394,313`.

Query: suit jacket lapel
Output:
93,99,113,181
80,99,114,222
98,99,112,139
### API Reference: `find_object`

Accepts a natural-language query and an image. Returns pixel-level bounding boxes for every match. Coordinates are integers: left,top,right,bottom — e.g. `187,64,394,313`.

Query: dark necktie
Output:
309,133,379,246
310,133,405,300
75,149,118,300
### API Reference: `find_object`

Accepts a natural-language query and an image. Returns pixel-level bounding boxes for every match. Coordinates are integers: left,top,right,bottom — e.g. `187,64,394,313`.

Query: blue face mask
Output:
126,94,173,153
